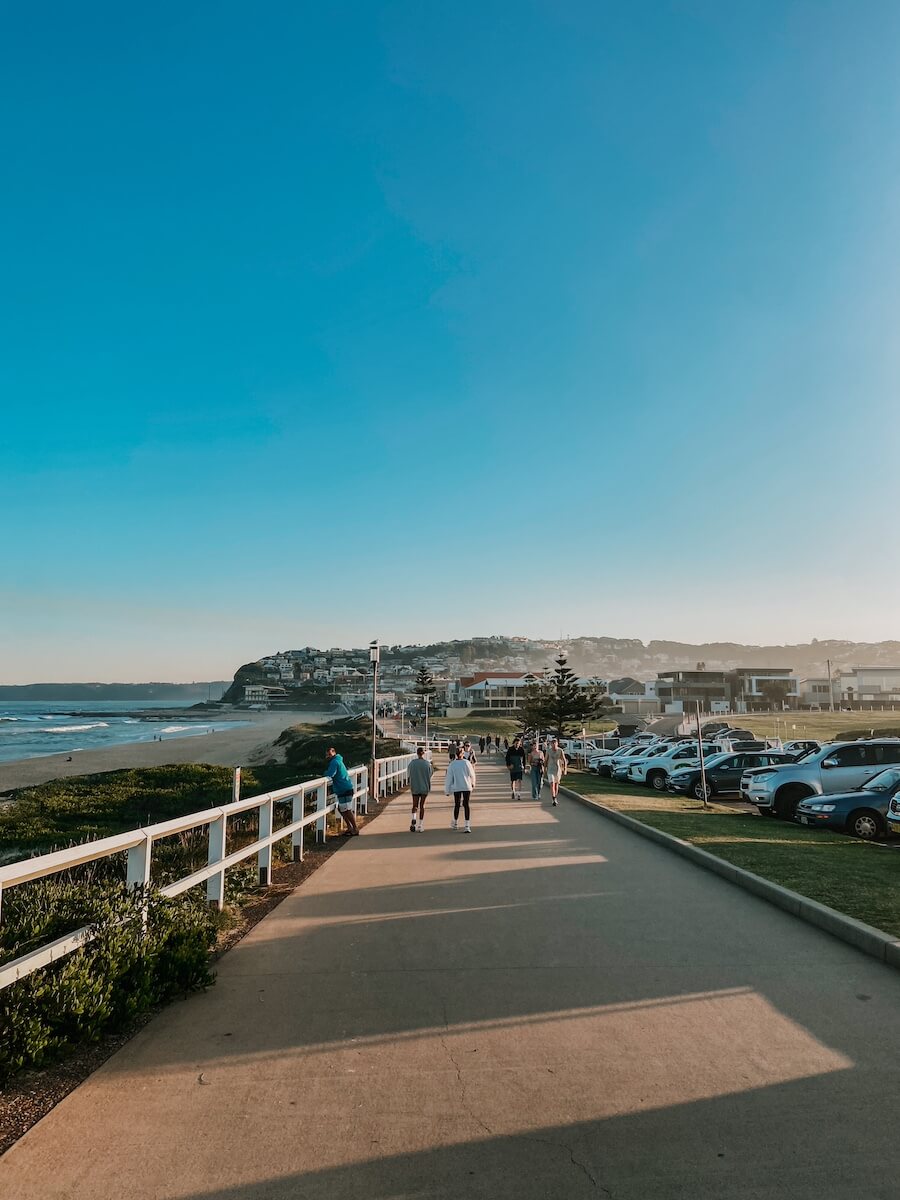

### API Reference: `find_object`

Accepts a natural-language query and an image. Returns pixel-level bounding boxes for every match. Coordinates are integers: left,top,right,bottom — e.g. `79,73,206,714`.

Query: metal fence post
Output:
258,796,274,886
206,812,226,909
316,781,328,843
362,765,369,814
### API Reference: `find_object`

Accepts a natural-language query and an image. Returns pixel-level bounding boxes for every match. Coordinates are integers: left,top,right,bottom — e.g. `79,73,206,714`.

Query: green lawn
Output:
721,712,900,742
566,770,900,938
431,715,522,738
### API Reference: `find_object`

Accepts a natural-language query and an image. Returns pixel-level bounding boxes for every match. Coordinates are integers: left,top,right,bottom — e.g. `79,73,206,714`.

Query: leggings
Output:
453,791,471,820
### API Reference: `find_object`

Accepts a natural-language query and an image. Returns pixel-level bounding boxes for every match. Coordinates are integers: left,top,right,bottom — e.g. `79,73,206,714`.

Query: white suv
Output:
627,743,719,790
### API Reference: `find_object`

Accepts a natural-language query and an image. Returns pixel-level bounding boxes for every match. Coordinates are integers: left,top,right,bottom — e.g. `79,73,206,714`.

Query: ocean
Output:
0,701,249,764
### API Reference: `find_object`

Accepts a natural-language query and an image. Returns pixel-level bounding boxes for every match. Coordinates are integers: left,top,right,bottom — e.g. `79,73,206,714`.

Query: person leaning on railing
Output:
325,746,360,836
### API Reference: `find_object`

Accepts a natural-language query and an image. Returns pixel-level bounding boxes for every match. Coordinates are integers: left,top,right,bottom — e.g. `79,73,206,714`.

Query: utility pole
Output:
696,700,709,810
827,657,835,713
369,639,380,796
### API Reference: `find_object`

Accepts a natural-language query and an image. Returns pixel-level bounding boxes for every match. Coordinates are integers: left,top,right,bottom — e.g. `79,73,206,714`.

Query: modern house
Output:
448,671,542,714
656,667,796,713
838,667,900,708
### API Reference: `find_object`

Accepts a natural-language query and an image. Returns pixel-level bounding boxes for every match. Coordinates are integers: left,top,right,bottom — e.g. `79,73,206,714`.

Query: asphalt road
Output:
2,758,898,1199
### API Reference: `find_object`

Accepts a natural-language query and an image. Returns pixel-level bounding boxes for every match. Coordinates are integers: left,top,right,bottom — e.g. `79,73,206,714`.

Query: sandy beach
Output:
0,711,333,793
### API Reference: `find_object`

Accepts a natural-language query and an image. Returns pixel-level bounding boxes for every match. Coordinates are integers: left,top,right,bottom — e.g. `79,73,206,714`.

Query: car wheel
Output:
693,780,712,801
774,785,811,821
648,771,666,791
847,809,883,840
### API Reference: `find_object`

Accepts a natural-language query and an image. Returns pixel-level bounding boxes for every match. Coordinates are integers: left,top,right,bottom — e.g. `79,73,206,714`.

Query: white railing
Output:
0,756,398,991
374,752,415,798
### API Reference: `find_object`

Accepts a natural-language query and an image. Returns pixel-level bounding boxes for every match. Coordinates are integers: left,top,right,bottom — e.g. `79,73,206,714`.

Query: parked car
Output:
609,742,672,780
781,739,821,758
668,750,796,800
627,743,720,791
587,749,615,772
599,742,662,778
888,789,900,837
795,766,900,839
742,739,900,820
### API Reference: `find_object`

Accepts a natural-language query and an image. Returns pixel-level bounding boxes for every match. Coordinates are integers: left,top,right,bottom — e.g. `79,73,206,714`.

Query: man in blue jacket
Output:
325,747,360,836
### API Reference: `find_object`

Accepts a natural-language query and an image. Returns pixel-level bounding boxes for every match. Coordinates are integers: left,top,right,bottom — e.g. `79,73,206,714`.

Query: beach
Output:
0,711,331,793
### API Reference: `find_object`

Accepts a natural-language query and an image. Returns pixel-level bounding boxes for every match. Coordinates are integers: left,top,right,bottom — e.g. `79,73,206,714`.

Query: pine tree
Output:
413,665,436,714
541,654,602,738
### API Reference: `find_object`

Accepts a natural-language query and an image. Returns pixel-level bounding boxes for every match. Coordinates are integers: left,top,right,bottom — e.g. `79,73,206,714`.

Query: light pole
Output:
424,694,430,747
369,639,380,791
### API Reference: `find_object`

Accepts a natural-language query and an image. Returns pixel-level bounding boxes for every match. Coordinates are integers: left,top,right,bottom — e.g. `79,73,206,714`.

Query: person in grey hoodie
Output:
408,746,433,833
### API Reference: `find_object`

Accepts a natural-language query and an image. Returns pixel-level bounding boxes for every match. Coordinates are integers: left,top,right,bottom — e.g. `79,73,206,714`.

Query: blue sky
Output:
3,1,900,681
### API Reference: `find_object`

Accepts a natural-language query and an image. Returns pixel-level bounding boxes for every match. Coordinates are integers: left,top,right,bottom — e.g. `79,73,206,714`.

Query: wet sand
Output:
0,711,333,793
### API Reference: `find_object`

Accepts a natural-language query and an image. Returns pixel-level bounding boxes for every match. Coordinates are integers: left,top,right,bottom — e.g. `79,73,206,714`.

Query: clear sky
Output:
3,2,900,682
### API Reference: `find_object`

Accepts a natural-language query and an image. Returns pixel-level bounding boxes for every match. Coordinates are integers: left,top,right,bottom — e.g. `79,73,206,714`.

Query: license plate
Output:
890,821,900,835
800,816,811,825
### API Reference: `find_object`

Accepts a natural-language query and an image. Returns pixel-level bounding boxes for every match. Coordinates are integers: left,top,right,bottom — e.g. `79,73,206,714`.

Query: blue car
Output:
794,766,900,840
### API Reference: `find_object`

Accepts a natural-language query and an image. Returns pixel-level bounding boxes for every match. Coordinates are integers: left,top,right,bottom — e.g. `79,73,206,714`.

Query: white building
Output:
839,667,900,707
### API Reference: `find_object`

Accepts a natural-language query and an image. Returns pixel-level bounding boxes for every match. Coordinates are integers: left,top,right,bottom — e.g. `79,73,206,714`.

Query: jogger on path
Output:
545,737,568,805
505,737,526,800
529,743,546,799
445,749,476,832
407,746,433,832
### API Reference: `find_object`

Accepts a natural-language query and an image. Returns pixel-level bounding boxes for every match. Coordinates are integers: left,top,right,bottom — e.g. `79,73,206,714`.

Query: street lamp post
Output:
369,639,380,797
424,694,430,747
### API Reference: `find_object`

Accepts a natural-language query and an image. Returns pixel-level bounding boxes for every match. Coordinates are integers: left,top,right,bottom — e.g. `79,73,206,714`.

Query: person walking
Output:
407,745,433,832
505,737,526,800
324,747,359,836
503,736,509,751
494,734,501,752
545,737,568,806
445,748,476,832
462,740,478,765
479,736,486,755
529,741,546,800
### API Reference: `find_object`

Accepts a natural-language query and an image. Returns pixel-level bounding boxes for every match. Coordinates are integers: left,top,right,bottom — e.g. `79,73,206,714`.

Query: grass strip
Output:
567,770,900,938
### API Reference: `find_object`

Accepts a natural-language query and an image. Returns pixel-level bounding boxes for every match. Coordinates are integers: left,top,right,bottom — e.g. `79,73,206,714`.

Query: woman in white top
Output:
444,749,477,832
544,737,568,806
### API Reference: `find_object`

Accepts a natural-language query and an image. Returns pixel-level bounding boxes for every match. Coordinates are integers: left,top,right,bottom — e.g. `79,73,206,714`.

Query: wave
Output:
0,717,19,722
44,723,111,733
159,725,196,734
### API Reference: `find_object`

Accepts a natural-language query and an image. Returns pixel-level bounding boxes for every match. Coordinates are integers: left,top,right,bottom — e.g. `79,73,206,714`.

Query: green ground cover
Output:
567,770,900,938
721,712,900,742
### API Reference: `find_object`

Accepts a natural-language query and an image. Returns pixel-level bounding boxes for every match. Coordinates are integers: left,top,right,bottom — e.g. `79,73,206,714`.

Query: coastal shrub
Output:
836,726,900,741
0,878,216,1084
0,764,264,852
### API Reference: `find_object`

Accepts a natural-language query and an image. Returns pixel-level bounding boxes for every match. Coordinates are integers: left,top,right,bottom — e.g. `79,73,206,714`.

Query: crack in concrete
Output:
440,1002,493,1139
518,1134,610,1196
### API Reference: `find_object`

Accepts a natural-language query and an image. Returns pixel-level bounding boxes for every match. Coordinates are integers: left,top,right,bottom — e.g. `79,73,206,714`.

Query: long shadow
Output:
5,784,898,1200
106,1074,894,1199
91,792,900,1079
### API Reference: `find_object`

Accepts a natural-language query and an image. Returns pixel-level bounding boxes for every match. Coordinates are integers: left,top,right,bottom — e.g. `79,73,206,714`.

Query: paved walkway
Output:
2,760,899,1199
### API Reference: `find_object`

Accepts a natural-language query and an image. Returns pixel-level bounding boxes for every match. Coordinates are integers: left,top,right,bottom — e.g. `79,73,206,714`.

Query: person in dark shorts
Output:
505,737,526,800
407,745,433,832
325,747,359,836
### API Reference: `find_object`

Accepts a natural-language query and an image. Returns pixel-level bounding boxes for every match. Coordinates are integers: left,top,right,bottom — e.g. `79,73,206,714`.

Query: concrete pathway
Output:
2,760,899,1199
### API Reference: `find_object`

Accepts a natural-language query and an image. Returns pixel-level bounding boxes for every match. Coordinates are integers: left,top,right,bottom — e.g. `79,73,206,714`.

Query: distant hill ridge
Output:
228,636,900,687
0,683,230,701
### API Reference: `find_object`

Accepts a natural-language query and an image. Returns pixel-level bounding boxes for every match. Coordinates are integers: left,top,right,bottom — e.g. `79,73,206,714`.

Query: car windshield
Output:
864,767,900,792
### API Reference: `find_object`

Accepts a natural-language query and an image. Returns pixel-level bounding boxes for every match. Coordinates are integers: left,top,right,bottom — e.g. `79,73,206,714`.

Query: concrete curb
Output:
560,784,900,973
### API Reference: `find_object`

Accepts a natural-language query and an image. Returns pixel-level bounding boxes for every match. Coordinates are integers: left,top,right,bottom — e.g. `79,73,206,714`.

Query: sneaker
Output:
552,799,558,806
451,818,458,829
410,820,417,832
464,823,472,833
